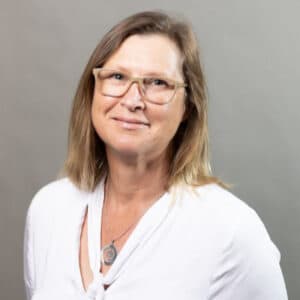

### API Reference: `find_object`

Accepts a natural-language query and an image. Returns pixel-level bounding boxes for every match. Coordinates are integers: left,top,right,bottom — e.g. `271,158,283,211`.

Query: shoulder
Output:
197,185,287,298
196,184,274,235
197,183,281,260
178,183,257,225
23,178,90,295
25,177,86,226
177,183,280,258
194,183,252,212
32,176,79,199
28,177,74,211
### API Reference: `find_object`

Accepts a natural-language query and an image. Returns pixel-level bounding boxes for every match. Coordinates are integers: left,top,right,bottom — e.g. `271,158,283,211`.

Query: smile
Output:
112,117,149,129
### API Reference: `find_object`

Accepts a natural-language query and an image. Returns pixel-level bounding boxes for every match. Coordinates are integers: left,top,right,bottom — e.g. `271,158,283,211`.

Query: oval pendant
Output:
101,242,118,266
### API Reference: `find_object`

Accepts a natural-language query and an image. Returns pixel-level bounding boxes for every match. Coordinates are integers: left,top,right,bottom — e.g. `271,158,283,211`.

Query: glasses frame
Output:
92,67,187,105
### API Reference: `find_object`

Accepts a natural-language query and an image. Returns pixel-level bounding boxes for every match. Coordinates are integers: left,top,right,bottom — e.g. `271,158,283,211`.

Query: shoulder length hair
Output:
61,10,228,191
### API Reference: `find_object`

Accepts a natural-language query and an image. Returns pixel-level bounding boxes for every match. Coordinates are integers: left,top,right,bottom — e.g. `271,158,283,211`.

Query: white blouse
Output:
23,178,288,300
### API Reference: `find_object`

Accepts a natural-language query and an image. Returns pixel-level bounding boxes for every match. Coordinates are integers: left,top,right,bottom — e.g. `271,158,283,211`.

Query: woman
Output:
23,11,288,300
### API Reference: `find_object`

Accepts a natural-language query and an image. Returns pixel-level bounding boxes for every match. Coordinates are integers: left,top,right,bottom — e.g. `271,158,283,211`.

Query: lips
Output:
112,117,149,126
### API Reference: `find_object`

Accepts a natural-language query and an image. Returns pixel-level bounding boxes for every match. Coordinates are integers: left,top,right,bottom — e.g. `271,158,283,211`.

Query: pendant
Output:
101,242,117,266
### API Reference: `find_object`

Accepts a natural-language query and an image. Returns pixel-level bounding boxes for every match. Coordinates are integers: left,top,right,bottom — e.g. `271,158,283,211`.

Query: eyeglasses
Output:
92,68,187,105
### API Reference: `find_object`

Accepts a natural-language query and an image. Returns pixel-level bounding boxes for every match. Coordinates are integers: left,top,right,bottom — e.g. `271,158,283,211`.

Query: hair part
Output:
60,10,229,191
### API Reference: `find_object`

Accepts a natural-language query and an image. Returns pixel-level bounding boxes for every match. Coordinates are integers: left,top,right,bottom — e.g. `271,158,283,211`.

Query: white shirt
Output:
23,177,288,300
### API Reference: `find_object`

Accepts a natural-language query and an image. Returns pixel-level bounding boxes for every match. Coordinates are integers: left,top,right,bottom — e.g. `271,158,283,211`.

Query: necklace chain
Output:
102,180,147,244
100,178,165,266
111,217,139,243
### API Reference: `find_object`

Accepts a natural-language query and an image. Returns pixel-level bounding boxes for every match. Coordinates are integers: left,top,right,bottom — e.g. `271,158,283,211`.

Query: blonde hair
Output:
61,10,228,191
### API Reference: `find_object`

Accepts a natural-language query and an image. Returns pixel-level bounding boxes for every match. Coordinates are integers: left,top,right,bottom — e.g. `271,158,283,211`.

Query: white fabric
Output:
23,177,288,300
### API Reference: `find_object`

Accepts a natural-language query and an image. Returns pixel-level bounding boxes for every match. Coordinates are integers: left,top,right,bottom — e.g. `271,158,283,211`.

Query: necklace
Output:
100,217,140,266
100,179,166,266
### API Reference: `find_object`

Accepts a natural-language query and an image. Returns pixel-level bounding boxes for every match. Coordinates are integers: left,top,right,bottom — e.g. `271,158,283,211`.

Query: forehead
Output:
103,34,183,78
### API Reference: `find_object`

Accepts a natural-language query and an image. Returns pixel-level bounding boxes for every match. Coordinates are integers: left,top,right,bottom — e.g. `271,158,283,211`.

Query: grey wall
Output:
1,0,299,298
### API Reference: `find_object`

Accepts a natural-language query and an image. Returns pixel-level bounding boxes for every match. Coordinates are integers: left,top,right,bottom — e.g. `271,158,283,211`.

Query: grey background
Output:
1,0,299,299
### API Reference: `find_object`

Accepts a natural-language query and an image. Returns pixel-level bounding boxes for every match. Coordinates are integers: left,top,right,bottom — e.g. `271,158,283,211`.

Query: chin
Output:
107,140,145,157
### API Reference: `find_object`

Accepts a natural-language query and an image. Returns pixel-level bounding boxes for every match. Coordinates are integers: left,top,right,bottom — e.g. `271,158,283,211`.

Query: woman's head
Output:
91,33,186,168
62,10,225,191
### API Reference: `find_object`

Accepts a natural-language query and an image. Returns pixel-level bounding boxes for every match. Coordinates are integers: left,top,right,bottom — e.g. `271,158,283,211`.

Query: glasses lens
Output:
143,78,176,104
96,69,129,97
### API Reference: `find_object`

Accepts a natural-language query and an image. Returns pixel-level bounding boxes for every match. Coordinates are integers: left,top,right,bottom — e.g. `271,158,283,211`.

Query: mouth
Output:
112,117,150,129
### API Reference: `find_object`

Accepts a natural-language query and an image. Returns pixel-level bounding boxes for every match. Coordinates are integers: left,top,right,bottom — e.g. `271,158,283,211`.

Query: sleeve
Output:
23,201,35,300
207,207,288,300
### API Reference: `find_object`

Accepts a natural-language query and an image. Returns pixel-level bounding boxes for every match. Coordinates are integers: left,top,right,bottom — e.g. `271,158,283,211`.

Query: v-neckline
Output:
82,178,174,293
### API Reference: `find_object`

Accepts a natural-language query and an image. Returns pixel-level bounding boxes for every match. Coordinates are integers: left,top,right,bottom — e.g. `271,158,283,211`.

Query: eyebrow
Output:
104,65,173,79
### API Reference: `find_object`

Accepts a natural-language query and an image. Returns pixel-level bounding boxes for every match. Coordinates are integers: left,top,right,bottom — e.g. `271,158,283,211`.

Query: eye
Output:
145,78,170,87
110,72,124,80
152,78,168,86
99,70,126,81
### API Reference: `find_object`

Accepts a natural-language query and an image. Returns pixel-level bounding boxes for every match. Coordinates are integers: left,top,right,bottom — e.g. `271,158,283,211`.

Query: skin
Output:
91,34,186,205
79,34,186,289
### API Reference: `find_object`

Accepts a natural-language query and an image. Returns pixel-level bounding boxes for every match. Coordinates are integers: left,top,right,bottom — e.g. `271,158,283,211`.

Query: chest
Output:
79,212,216,298
36,197,226,299
79,207,139,291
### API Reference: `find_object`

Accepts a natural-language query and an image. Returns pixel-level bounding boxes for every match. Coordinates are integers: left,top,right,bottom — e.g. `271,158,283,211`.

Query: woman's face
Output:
91,34,186,161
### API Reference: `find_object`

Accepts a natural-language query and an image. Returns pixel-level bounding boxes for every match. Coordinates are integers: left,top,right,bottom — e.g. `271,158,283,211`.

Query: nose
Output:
119,81,145,111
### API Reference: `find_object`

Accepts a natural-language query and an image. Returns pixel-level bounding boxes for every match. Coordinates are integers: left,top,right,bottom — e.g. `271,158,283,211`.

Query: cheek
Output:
91,95,110,138
91,94,116,124
163,97,185,126
92,94,106,115
151,101,185,143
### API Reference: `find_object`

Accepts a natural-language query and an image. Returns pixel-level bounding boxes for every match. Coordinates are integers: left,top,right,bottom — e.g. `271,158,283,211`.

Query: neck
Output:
105,150,169,210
